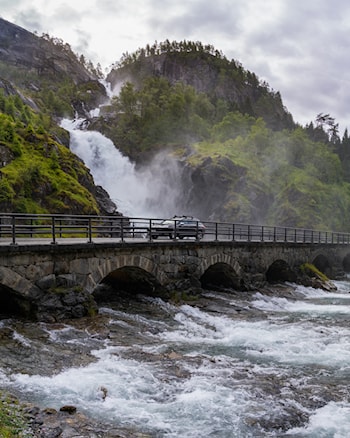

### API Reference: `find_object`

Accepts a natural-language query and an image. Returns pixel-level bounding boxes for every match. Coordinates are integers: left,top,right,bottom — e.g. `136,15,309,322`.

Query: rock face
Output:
107,51,294,131
0,18,93,84
0,18,107,118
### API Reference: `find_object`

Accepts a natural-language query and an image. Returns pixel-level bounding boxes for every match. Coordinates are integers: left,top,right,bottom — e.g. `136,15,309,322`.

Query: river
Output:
1,280,350,437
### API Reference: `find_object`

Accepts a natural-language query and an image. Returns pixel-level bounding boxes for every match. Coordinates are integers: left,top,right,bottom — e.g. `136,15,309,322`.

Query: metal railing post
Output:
11,215,16,245
87,218,92,243
232,224,235,241
120,218,124,242
148,219,152,242
174,219,177,240
51,216,56,244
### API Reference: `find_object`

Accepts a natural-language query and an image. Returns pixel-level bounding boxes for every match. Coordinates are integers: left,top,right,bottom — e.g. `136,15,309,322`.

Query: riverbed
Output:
1,281,350,437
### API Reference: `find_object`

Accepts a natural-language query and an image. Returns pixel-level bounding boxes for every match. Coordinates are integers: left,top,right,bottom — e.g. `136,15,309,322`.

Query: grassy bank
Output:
0,392,32,437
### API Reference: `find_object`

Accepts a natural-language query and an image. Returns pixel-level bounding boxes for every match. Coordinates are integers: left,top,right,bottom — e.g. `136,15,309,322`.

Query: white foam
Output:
11,346,259,436
286,401,350,437
6,281,350,436
12,330,31,347
152,303,350,367
251,292,350,315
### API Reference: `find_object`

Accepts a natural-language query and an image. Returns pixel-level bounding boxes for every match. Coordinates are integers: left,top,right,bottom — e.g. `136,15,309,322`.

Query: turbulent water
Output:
60,119,184,218
1,281,350,437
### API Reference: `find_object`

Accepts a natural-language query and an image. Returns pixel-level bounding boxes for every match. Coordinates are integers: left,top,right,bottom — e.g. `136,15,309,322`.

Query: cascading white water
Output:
61,118,184,217
61,73,189,219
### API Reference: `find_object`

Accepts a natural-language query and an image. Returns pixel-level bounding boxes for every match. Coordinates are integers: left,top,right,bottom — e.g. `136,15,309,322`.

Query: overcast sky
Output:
1,0,350,133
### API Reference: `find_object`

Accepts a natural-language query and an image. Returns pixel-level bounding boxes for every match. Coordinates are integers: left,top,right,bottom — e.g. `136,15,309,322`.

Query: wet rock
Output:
37,312,57,323
34,288,98,321
40,426,63,438
36,274,57,291
167,351,182,360
60,405,77,414
98,386,108,401
43,407,58,415
0,326,13,339
28,404,150,437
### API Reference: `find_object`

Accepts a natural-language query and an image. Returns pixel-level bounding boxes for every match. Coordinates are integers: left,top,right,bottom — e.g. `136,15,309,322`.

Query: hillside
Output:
107,41,294,133
0,18,116,215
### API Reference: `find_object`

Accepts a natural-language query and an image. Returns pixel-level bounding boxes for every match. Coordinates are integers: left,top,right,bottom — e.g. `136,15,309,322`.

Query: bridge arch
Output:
87,254,168,295
312,253,332,277
342,253,350,272
199,253,244,290
0,267,41,317
266,259,297,283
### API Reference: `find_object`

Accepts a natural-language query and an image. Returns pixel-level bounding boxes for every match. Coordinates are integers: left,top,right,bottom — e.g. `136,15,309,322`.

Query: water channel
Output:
1,280,350,437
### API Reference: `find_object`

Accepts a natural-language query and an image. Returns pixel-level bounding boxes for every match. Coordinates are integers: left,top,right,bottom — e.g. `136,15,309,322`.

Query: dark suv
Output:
147,216,206,240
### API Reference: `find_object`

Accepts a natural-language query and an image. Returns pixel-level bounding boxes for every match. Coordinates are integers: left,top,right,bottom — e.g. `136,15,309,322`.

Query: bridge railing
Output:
0,213,350,245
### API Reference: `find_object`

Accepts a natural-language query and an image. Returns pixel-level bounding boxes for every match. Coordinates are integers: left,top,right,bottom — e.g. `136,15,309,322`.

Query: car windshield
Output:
159,217,204,226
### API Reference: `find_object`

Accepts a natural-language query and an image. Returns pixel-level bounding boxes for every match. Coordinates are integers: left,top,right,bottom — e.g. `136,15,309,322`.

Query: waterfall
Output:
61,119,184,218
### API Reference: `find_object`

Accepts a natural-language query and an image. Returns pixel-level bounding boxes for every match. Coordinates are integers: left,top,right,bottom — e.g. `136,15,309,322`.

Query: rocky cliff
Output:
107,47,294,132
0,18,116,215
0,18,92,83
0,17,107,118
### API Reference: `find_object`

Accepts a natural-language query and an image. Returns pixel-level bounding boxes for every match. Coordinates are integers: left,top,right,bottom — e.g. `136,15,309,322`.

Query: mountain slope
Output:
0,18,116,215
107,41,294,132
0,17,106,119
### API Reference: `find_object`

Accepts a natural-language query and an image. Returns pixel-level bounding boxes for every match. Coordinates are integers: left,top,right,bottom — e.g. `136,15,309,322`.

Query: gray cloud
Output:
147,0,243,40
12,7,45,34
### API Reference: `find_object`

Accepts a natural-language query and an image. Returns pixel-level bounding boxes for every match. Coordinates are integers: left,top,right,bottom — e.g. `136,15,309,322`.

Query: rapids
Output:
1,281,350,437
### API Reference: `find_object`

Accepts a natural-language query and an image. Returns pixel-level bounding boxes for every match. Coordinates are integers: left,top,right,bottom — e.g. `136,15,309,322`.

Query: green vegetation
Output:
0,392,32,437
0,90,100,214
0,60,104,119
99,77,215,159
300,263,329,282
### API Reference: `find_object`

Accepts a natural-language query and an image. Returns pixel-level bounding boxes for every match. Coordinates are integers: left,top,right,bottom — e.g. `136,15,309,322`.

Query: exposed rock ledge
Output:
2,392,151,437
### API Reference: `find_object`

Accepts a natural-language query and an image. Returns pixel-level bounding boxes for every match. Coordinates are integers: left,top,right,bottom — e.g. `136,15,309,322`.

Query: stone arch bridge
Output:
0,240,350,320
